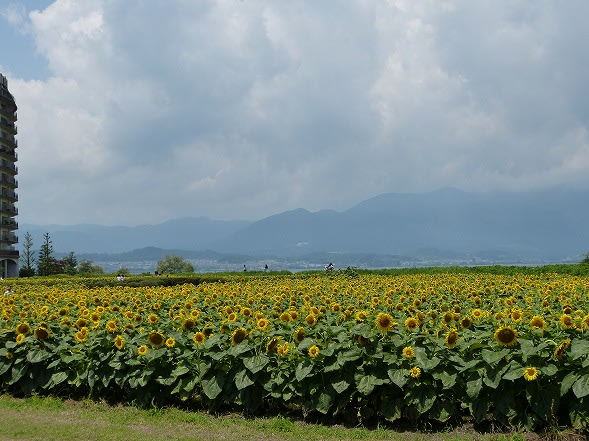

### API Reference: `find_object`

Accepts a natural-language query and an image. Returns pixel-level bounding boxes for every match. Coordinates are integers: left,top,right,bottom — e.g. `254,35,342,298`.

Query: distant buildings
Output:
0,73,19,277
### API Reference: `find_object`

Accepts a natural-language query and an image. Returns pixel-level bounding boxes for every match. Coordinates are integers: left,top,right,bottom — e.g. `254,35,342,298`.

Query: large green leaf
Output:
380,397,404,422
561,371,580,396
227,341,251,357
243,354,269,374
8,363,29,384
388,368,407,388
26,348,52,364
571,339,589,361
202,372,225,399
435,371,457,389
295,361,313,382
481,348,509,365
356,374,378,395
573,374,589,399
466,377,483,399
234,369,255,390
331,379,350,394
314,391,334,414
412,387,436,414
429,399,455,422
49,371,68,387
415,351,440,370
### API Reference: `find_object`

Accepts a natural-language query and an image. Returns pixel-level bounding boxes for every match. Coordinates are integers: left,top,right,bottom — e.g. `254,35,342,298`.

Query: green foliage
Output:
582,253,589,265
2,268,589,438
62,252,78,275
37,232,56,276
156,255,194,274
77,260,104,275
19,232,36,277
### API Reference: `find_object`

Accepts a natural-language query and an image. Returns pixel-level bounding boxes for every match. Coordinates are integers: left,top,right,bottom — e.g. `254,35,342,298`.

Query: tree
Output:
78,260,104,275
156,255,194,274
19,231,36,277
62,251,78,275
37,232,56,276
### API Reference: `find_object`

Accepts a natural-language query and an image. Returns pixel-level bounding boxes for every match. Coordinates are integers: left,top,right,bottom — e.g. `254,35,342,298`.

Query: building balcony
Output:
0,146,16,160
0,189,17,202
0,120,16,134
0,219,17,229
0,160,16,174
0,175,17,188
0,249,19,258
0,233,18,245
0,205,17,216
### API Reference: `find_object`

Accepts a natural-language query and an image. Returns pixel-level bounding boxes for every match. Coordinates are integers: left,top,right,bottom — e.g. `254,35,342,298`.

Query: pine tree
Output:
37,232,55,276
19,232,36,276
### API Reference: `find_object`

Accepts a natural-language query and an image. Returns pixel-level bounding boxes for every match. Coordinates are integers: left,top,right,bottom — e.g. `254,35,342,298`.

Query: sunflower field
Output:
2,271,589,432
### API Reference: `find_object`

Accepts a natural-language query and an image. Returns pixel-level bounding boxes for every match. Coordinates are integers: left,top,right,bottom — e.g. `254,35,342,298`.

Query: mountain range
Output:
19,187,589,270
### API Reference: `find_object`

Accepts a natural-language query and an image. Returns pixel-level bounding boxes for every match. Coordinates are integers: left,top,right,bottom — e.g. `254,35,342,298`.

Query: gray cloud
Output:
4,0,589,225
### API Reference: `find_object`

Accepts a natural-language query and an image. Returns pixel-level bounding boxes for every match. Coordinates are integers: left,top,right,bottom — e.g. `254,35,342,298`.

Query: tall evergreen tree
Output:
37,232,55,276
19,231,36,276
62,251,78,275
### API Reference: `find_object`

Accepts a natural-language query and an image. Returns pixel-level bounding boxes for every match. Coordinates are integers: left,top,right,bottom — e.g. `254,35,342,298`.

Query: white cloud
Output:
5,0,589,225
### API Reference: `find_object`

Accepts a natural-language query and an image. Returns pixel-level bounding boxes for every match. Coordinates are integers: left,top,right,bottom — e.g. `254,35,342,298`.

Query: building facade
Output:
0,73,19,278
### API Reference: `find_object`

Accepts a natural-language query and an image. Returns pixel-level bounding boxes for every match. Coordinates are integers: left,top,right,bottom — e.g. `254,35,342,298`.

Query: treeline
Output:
19,232,104,277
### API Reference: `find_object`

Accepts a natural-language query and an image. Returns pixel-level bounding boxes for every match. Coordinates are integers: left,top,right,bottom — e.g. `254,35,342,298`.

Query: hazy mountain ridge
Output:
19,188,589,268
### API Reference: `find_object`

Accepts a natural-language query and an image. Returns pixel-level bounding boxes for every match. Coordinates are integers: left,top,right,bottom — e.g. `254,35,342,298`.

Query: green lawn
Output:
0,394,563,441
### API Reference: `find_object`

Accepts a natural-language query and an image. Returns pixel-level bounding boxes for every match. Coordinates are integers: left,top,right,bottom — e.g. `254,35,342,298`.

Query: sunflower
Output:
402,346,415,359
553,338,571,360
305,314,317,326
560,314,575,329
355,310,368,323
294,327,305,344
511,310,523,322
523,367,539,381
277,342,290,357
460,317,472,329
308,345,320,358
266,336,282,354
241,307,252,317
376,312,396,333
471,308,484,319
280,311,292,322
16,322,30,335
137,344,149,356
353,334,369,346
34,327,50,341
105,320,117,333
165,337,176,348
148,314,159,325
445,329,459,349
182,318,196,331
404,317,419,331
74,318,88,330
193,331,206,345
227,312,238,322
15,333,25,345
257,318,270,332
147,331,165,348
530,315,546,329
114,335,125,350
75,330,88,343
493,325,518,346
409,366,421,378
230,327,247,345
5,351,13,360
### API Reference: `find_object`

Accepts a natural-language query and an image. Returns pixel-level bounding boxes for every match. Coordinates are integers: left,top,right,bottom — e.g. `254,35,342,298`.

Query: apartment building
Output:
0,73,19,278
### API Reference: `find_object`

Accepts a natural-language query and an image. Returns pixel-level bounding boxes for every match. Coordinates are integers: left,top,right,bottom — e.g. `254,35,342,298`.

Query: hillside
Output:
20,187,589,266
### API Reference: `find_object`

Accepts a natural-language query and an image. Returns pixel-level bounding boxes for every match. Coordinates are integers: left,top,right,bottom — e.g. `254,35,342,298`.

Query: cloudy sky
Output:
1,0,588,226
